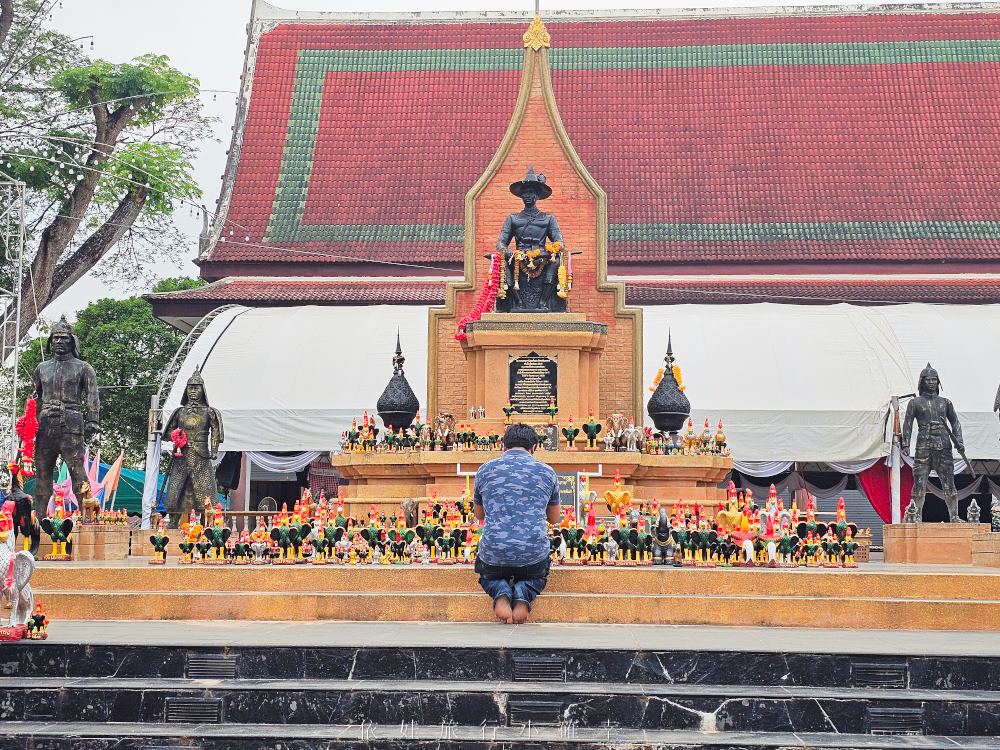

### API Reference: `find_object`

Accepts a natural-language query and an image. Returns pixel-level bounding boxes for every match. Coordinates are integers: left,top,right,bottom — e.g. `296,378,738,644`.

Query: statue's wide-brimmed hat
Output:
509,165,552,200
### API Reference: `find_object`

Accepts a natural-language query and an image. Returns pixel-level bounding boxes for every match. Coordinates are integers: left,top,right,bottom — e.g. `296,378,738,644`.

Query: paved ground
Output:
37,619,1000,654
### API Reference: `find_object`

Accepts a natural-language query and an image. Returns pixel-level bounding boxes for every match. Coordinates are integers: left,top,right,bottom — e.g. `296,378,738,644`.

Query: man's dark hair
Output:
502,423,538,451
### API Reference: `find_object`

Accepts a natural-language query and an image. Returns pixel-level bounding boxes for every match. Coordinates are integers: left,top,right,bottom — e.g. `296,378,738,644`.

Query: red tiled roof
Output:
150,276,1000,306
626,278,1000,304
209,9,1000,273
148,279,447,305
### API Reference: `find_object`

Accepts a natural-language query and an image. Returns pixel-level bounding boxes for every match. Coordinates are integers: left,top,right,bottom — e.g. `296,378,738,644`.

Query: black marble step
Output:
2,721,1000,750
4,643,999,690
2,678,998,735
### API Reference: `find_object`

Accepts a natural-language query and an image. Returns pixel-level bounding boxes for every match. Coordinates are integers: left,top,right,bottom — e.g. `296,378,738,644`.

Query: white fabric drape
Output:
897,453,968,474
741,474,800,497
824,458,882,474
246,451,322,474
919,476,984,501
986,480,1000,504
734,460,793,477
140,434,162,529
643,304,912,462
161,305,429,452
804,474,850,499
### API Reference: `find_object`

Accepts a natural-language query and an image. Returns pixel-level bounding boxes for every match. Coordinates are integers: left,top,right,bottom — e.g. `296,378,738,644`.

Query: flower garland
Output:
455,253,502,341
14,398,38,476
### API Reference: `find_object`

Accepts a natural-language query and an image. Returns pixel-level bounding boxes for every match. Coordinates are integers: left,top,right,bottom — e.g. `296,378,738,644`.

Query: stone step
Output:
31,564,1000,600
7,641,997,690
32,588,1000,629
2,677,998,734
2,721,1000,749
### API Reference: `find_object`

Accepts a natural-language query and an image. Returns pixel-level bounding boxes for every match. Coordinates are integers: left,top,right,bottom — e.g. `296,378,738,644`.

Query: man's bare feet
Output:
494,596,513,624
512,600,529,624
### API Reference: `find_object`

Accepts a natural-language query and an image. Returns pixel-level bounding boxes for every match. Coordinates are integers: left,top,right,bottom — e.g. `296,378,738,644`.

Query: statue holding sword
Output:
901,363,970,523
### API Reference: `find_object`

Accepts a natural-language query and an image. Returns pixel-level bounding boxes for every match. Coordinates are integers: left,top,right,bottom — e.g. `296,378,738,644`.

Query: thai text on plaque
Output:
509,352,557,414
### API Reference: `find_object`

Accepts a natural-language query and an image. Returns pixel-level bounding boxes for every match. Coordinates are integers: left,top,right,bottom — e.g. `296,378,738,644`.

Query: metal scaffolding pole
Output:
0,174,26,458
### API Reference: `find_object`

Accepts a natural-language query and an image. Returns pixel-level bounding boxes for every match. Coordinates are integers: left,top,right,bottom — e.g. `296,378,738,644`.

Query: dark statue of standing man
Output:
31,315,99,516
495,165,569,313
163,368,224,528
901,363,964,522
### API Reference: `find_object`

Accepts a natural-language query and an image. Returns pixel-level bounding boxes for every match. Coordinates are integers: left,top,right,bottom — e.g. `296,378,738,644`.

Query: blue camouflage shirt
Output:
473,448,560,566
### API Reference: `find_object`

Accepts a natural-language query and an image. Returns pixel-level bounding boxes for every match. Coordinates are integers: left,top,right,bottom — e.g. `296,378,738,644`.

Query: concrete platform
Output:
39,618,1000,655
29,558,1000,630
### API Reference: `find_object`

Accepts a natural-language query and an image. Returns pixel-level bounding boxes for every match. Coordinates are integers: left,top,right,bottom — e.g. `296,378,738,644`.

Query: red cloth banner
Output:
857,461,914,523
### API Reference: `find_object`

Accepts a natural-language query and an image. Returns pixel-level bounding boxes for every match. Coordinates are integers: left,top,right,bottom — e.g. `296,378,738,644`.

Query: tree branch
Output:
47,187,148,302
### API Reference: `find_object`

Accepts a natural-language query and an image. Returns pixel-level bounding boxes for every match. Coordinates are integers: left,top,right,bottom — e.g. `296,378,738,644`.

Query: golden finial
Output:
523,13,550,50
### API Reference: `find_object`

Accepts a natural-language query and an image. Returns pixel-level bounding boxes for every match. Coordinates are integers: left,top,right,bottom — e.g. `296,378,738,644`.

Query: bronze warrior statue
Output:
495,165,568,313
163,369,224,528
31,315,99,515
901,363,964,522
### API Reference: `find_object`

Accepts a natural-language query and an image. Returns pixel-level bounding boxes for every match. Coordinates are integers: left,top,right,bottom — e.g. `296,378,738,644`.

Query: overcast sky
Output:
44,0,911,319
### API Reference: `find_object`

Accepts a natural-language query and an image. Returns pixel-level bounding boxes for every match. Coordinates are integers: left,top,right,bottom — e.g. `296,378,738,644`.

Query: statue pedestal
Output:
72,524,129,561
461,313,607,436
883,523,991,565
330,450,731,520
972,531,1000,567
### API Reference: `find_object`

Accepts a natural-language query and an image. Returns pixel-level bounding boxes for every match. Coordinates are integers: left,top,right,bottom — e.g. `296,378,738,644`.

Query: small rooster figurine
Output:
202,503,231,563
26,600,49,640
148,519,170,565
39,495,73,559
582,409,602,449
177,509,202,564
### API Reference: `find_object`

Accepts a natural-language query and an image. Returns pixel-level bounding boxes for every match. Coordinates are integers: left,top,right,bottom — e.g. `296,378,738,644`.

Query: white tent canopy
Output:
162,302,1000,461
162,305,430,452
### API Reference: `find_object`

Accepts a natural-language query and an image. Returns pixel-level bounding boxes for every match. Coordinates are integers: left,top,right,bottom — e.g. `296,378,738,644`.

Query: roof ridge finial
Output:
392,332,405,376
523,10,550,50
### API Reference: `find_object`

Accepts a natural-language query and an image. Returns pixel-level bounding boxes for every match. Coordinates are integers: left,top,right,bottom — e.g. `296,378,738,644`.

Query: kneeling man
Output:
473,423,561,624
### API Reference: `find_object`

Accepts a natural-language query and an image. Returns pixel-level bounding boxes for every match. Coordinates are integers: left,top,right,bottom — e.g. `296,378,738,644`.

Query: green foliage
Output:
50,54,199,126
18,296,183,467
2,129,92,197
94,142,199,217
0,0,85,122
1,5,214,333
152,276,205,293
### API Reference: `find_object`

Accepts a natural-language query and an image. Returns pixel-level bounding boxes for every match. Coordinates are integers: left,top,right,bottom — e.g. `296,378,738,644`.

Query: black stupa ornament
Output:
376,333,420,433
646,330,691,435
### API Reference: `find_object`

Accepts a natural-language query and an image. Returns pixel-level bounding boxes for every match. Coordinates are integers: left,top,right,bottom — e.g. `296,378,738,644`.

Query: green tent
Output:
24,462,161,516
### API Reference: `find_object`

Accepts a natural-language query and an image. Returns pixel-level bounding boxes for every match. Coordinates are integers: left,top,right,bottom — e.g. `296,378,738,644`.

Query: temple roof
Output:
203,2,1000,279
149,274,1000,331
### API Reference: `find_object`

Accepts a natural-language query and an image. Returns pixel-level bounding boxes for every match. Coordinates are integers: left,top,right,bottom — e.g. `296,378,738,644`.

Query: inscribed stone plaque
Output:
508,352,557,414
556,472,578,507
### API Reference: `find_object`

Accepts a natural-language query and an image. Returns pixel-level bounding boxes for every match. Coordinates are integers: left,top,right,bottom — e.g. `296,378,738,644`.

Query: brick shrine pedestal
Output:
330,449,731,521
71,524,130,561
883,523,991,565
461,313,606,439
972,531,1000,568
